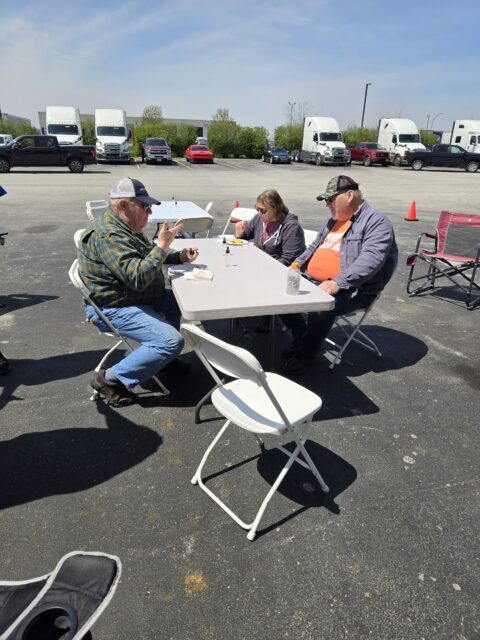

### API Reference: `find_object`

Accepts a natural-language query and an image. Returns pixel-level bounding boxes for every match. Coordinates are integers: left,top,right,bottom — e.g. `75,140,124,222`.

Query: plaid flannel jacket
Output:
77,208,182,307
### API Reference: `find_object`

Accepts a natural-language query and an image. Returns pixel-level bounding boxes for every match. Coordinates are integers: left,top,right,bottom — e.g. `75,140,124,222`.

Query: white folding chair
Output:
325,294,382,369
86,199,108,221
205,201,213,213
174,216,214,238
181,323,329,541
304,228,318,246
70,230,169,399
221,207,257,236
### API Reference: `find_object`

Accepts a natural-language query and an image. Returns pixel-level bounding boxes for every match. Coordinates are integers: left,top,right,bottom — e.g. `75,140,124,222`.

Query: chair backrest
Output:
74,228,86,248
221,207,257,235
181,323,264,383
205,201,213,213
69,258,92,299
69,259,121,336
175,216,214,238
304,228,318,246
436,210,480,258
181,323,294,429
86,199,108,221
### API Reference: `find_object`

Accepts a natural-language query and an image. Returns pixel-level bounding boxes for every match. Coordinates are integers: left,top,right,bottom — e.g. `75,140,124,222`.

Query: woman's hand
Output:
235,220,247,237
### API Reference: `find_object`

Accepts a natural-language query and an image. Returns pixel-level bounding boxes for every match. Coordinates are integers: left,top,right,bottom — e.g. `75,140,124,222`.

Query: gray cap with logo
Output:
316,175,359,201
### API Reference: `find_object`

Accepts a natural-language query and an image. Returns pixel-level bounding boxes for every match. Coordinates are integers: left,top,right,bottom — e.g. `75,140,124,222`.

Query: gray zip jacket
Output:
242,212,305,266
295,201,398,294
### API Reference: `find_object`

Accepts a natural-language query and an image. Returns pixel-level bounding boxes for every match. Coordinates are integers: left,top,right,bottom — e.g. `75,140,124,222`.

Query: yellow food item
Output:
230,239,244,244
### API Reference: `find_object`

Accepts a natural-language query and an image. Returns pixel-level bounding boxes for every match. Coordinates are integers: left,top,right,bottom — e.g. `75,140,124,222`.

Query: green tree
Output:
208,109,240,157
341,126,378,148
81,118,95,145
0,119,36,137
174,123,198,156
419,129,438,149
274,125,302,151
237,126,268,158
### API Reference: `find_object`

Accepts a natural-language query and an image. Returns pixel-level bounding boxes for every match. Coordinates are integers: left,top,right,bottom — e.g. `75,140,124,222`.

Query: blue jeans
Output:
85,290,183,387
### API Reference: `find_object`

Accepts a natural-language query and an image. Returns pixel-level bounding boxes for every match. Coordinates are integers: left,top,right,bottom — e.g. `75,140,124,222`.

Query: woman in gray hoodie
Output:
235,189,305,266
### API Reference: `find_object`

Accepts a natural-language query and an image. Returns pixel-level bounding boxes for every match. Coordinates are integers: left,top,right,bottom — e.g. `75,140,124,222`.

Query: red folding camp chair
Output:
406,211,480,309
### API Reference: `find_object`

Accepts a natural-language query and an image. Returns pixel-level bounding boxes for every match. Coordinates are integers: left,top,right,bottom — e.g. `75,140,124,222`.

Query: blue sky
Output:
2,0,480,134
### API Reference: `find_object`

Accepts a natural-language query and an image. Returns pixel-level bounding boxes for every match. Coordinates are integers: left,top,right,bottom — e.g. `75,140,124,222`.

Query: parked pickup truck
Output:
349,142,390,166
141,138,172,164
0,135,96,173
407,144,480,173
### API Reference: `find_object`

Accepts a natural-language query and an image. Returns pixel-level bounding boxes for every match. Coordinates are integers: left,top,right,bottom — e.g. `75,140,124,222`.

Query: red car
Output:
349,142,390,166
185,144,214,163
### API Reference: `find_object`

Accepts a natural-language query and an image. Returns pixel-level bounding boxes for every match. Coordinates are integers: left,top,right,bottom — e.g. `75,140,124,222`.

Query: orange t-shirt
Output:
307,220,351,282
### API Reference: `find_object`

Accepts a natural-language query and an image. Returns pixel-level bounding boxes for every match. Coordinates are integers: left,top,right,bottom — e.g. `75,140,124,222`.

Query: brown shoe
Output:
90,369,137,407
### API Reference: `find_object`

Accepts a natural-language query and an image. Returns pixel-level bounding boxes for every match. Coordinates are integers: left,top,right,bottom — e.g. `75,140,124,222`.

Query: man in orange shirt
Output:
283,175,398,372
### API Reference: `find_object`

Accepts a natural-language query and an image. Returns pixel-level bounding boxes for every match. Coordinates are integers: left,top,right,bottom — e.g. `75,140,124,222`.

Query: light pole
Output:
360,83,372,129
425,115,431,129
430,112,443,129
288,101,296,127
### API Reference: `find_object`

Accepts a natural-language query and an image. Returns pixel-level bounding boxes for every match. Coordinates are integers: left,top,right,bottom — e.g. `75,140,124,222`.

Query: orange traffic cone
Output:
234,199,239,209
405,200,418,221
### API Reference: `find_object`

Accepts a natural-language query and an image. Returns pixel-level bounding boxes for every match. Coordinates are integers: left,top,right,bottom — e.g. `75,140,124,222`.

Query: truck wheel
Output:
465,161,479,173
363,155,371,166
0,158,10,173
411,159,424,171
393,154,402,166
315,154,322,166
68,158,84,173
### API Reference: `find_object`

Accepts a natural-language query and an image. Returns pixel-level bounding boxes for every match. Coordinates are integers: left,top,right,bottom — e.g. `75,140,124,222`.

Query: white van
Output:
444,120,480,153
45,106,83,145
0,134,13,146
377,118,426,165
292,117,350,165
95,109,130,162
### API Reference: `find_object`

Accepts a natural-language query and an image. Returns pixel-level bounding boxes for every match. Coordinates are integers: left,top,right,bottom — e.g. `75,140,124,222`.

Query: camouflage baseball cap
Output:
316,175,359,201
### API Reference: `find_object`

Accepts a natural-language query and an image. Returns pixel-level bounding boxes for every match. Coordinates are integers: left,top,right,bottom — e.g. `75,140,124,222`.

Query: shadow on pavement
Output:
0,402,162,511
0,293,58,312
321,325,428,377
0,350,114,409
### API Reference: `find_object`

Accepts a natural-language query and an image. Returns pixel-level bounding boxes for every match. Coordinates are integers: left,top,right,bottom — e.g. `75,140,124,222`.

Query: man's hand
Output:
319,279,341,296
156,222,184,250
235,220,247,237
180,247,199,263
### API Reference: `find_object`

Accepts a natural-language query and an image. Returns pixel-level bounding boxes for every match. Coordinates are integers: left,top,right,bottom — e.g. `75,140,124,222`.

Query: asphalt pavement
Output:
0,159,478,639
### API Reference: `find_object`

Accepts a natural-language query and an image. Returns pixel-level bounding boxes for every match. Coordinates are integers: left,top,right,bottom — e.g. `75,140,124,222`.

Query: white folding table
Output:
170,238,334,321
149,201,213,239
169,238,334,420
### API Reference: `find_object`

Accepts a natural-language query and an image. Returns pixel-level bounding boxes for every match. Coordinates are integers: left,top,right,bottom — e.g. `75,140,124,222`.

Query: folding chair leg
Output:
192,420,328,541
95,340,124,374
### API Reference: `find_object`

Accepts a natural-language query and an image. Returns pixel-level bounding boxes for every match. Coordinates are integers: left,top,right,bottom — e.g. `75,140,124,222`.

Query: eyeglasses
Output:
131,199,152,212
325,194,340,205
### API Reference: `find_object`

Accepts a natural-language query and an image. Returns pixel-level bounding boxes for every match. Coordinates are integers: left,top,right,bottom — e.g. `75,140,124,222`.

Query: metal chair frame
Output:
181,323,329,541
325,295,382,369
406,211,480,309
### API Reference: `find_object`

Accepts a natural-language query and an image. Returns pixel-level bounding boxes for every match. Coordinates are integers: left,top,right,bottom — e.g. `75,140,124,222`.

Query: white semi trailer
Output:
45,106,83,145
442,120,480,153
292,117,350,166
95,109,130,162
377,118,426,165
